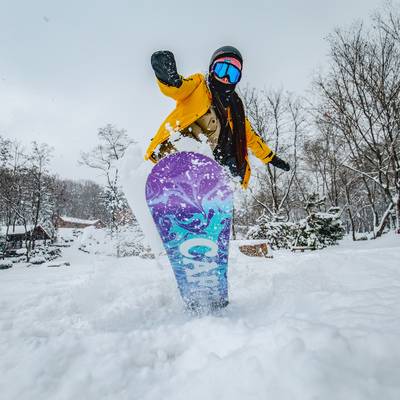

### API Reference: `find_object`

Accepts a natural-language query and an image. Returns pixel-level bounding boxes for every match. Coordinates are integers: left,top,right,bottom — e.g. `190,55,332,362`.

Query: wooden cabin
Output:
1,225,52,251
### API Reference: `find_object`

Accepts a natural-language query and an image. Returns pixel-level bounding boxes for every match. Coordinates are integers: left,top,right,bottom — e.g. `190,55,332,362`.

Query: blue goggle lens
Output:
213,62,241,84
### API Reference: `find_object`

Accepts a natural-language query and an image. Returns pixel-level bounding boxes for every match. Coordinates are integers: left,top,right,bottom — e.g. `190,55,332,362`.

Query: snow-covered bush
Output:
247,221,297,249
78,226,111,254
295,208,345,249
78,226,154,258
0,260,12,269
55,228,79,246
247,208,345,250
30,256,47,265
29,245,62,263
118,227,154,258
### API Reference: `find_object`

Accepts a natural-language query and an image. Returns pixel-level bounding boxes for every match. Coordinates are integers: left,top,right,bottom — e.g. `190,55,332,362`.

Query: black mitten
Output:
270,155,290,171
151,50,182,87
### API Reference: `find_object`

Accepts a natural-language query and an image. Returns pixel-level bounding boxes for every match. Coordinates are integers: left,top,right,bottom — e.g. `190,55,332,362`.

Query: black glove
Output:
270,155,290,171
151,50,182,88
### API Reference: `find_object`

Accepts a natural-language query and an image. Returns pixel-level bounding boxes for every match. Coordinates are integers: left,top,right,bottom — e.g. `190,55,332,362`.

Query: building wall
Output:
57,221,92,229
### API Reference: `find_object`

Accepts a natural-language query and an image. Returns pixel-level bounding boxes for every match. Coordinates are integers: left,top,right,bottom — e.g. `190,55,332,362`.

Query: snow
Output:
118,143,164,255
0,234,399,399
56,227,151,258
29,255,47,265
59,216,101,225
57,227,79,243
0,260,12,269
172,132,215,159
78,225,113,255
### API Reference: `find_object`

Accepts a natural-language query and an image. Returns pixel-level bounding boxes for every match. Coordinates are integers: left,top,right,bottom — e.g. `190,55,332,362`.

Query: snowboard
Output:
145,151,233,312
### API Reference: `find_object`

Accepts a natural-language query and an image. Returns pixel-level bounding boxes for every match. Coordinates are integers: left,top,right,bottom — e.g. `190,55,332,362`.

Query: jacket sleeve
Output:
156,73,203,102
245,118,275,163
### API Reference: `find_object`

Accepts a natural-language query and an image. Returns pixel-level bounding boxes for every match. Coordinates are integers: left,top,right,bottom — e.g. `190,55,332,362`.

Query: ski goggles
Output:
212,58,242,84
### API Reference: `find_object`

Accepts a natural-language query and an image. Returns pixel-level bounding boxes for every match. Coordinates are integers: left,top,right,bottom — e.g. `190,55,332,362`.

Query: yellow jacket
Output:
145,73,275,188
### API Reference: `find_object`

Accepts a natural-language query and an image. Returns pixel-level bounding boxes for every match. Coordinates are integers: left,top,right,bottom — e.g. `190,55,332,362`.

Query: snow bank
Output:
57,228,82,246
0,233,399,399
78,226,114,255
74,226,152,258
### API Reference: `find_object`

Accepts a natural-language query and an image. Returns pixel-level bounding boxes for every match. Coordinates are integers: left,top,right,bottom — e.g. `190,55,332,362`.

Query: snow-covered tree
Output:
80,124,135,257
313,11,400,236
240,88,305,223
294,200,345,249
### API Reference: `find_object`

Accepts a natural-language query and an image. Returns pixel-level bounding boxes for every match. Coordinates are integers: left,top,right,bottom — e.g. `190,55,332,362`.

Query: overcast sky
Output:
0,0,387,182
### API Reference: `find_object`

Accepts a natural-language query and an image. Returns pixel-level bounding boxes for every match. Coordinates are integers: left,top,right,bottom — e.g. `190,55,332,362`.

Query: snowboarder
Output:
145,46,290,188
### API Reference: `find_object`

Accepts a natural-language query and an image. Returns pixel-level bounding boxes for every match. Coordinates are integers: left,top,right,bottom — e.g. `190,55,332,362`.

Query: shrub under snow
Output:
0,259,13,269
295,208,345,249
78,225,154,258
248,208,345,250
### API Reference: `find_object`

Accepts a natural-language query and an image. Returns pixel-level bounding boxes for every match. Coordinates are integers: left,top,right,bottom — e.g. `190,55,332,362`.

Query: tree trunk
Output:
374,203,394,238
232,203,237,240
347,208,357,241
396,194,400,234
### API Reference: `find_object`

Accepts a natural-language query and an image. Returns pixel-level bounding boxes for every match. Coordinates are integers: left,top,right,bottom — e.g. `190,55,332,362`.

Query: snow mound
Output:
77,226,152,258
0,260,12,269
0,233,399,399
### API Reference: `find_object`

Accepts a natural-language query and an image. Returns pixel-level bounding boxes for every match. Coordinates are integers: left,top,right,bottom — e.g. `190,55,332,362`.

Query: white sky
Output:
0,0,387,181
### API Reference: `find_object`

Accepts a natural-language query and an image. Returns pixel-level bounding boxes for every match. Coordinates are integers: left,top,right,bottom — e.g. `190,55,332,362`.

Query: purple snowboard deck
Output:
145,152,233,311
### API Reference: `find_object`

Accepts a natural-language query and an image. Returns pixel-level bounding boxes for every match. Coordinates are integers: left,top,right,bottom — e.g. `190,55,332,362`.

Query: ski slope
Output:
1,234,399,400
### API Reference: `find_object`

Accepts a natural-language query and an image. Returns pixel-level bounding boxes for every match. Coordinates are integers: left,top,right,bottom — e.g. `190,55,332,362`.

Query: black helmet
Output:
209,46,243,71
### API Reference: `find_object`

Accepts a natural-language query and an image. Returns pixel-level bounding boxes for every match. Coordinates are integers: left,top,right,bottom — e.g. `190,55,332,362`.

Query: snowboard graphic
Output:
145,152,233,311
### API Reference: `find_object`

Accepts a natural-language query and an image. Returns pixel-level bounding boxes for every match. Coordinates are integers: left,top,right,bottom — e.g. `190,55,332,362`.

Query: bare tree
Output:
0,138,55,260
25,142,54,256
80,124,134,257
240,88,306,225
313,18,400,236
0,139,28,236
53,179,108,222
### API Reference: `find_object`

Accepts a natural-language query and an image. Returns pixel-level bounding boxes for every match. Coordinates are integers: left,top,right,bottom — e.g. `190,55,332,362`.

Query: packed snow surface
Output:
1,234,400,400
